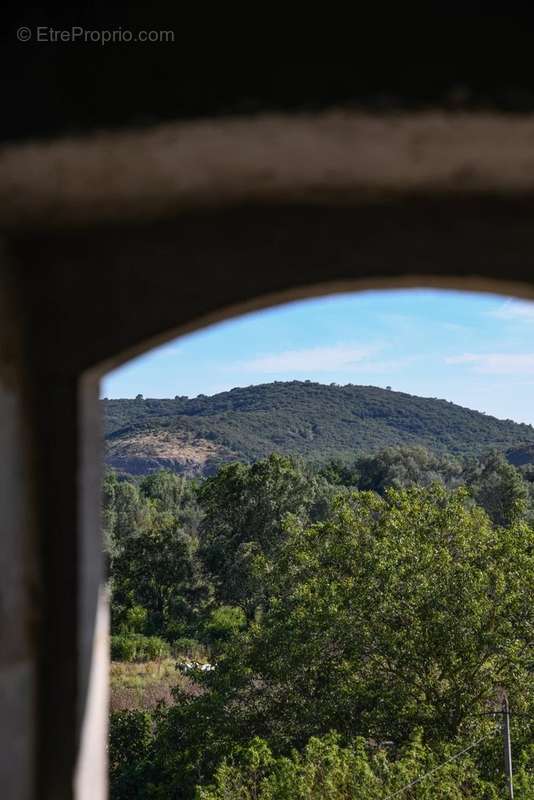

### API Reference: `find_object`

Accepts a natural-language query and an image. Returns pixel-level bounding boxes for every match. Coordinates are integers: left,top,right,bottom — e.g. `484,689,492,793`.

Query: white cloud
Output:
487,299,534,323
446,352,534,374
236,344,379,374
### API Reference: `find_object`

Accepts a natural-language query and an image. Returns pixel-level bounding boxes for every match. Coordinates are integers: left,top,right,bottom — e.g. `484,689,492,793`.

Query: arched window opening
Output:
103,288,534,799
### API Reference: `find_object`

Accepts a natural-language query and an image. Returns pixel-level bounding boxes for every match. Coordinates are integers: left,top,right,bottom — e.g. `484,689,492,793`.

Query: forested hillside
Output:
103,381,534,475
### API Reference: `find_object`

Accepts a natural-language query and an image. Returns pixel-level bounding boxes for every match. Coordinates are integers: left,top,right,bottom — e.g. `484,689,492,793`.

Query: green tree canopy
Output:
165,485,533,785
464,450,529,526
198,454,319,615
111,516,212,640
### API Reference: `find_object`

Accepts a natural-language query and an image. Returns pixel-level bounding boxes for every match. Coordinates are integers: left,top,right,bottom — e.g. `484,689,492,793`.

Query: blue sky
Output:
102,289,534,426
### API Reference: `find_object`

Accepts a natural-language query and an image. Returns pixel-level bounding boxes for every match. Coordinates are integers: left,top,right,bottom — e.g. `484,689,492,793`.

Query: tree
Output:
109,710,157,800
166,485,533,775
464,450,528,526
102,471,147,554
140,469,186,508
111,515,213,640
139,469,203,531
354,446,463,494
198,454,318,616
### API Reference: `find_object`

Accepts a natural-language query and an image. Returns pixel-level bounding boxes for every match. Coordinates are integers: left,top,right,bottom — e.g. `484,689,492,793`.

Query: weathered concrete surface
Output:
12,197,534,379
4,113,534,230
3,110,534,799
0,259,37,800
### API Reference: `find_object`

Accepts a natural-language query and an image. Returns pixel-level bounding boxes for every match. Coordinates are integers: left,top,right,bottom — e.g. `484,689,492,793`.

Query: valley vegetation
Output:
106,446,534,799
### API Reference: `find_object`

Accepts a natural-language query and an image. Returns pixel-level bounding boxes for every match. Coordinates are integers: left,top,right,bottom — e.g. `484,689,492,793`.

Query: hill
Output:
102,381,534,476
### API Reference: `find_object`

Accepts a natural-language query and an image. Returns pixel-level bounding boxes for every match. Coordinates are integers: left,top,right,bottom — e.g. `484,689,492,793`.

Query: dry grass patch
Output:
110,658,201,711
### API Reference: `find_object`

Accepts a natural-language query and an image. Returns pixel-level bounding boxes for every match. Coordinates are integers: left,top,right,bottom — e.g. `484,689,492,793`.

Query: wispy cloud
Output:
446,352,534,374
236,344,380,374
487,299,534,323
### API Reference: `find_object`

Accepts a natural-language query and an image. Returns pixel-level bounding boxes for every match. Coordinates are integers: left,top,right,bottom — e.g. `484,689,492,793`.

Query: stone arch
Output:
3,112,534,798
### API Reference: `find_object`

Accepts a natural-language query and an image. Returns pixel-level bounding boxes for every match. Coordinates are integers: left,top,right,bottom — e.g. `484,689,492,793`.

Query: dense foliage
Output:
197,455,330,616
198,733,534,800
106,450,534,799
103,382,534,476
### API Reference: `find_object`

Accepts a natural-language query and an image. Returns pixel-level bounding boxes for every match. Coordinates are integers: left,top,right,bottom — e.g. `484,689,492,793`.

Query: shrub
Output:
124,605,147,633
111,634,170,662
111,635,137,662
204,605,246,647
